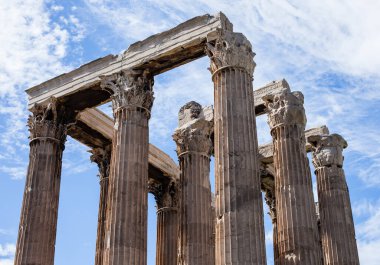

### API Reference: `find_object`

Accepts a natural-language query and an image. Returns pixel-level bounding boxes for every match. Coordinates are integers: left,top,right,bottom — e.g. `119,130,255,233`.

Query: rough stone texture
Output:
258,126,330,164
264,90,322,265
26,13,233,110
76,108,179,180
206,30,267,264
18,11,361,265
254,79,290,115
15,98,67,265
156,207,178,265
149,180,179,265
101,71,153,265
173,102,215,265
308,134,360,265
264,189,279,263
90,145,112,265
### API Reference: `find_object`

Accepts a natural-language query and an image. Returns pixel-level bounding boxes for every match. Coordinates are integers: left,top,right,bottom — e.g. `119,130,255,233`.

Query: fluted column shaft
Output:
91,146,112,265
95,176,109,265
173,101,214,265
309,134,359,265
150,180,179,265
15,99,67,265
265,190,279,263
101,70,154,265
264,90,322,265
178,153,214,264
156,207,178,265
206,30,266,264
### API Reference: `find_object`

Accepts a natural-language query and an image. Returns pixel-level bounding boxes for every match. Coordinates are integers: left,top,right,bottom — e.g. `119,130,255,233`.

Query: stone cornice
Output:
263,90,306,129
100,70,154,116
90,145,112,181
173,102,213,156
308,134,347,168
206,29,255,75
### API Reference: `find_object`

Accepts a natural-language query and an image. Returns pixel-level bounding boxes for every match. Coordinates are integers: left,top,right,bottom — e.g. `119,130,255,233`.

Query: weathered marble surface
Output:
207,29,267,264
264,90,322,265
308,134,360,265
173,102,214,265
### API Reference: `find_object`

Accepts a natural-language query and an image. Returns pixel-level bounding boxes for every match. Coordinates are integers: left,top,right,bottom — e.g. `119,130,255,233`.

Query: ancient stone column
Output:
206,29,267,264
173,102,214,265
90,145,112,265
15,98,68,265
100,70,154,265
149,180,179,265
264,190,279,264
264,90,322,264
308,134,360,265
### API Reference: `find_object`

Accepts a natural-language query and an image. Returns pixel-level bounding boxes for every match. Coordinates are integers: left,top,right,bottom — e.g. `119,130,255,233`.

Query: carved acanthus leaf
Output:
149,180,179,208
173,102,213,156
308,134,347,168
90,145,112,180
27,97,67,142
263,90,306,129
264,190,277,223
205,29,255,75
100,70,154,114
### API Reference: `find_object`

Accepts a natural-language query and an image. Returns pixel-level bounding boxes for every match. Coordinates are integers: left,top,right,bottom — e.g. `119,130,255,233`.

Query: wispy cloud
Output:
0,0,86,181
354,199,380,264
82,1,380,188
0,243,15,265
0,259,13,265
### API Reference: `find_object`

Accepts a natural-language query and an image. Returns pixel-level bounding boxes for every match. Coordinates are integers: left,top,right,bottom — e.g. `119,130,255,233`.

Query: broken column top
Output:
307,133,348,168
173,101,213,156
263,90,306,129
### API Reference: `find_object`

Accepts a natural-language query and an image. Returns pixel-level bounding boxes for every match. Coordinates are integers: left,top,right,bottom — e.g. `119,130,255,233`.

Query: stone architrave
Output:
308,134,360,265
206,29,267,264
100,70,154,265
90,145,112,265
15,98,68,265
264,90,322,264
149,180,179,265
173,102,215,265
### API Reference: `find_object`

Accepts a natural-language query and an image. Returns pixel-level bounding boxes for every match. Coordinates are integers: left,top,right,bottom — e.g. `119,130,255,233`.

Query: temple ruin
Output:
15,12,360,265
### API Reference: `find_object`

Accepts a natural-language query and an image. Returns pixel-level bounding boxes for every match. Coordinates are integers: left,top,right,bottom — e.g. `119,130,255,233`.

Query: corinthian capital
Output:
205,29,255,75
263,90,306,129
90,145,112,180
308,134,348,168
172,101,213,156
28,97,68,142
148,179,179,209
100,70,154,114
264,190,277,223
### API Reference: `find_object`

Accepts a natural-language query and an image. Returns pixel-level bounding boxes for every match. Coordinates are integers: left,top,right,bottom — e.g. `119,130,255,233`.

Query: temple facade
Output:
15,12,359,265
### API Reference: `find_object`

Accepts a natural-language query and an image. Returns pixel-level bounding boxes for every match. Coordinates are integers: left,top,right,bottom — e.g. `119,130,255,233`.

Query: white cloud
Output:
0,0,69,153
0,243,15,258
62,137,94,176
80,0,380,192
0,259,13,265
0,0,378,262
0,165,26,180
355,199,380,264
51,5,64,12
84,0,175,42
0,0,87,181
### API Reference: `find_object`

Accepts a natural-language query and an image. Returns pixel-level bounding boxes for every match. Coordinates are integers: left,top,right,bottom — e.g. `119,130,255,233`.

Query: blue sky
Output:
0,0,380,264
